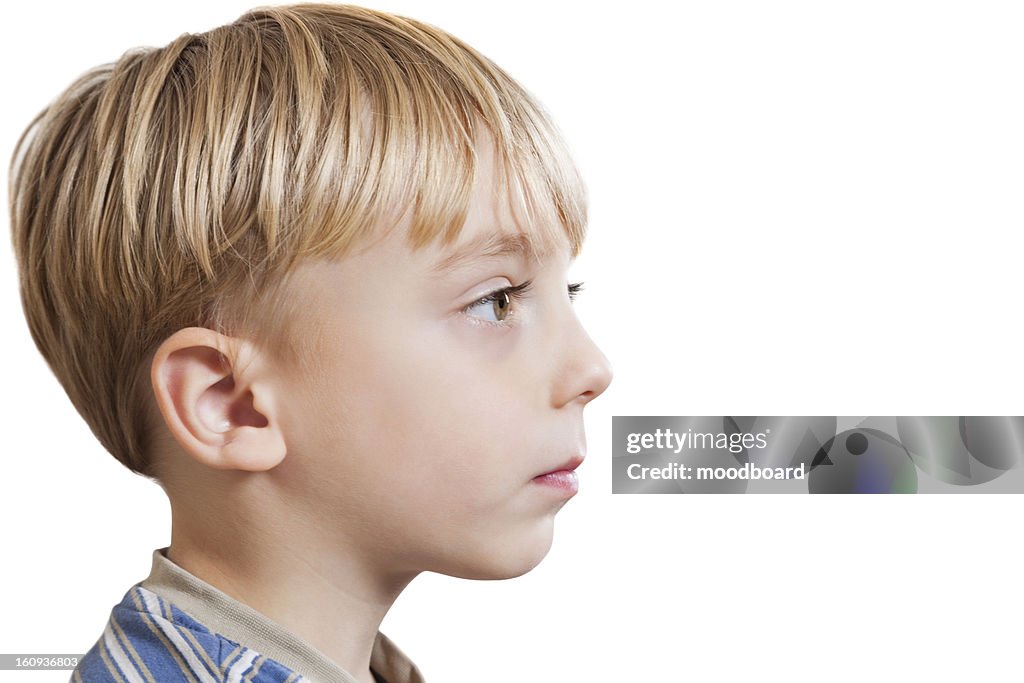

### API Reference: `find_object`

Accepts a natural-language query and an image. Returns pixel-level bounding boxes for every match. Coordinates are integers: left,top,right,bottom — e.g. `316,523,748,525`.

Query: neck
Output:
165,473,418,683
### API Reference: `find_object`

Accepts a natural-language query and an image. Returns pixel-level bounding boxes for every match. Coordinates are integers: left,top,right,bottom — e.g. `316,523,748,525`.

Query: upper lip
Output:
535,454,584,478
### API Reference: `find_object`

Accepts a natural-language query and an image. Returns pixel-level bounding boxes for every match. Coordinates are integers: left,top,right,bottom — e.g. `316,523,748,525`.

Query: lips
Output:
532,456,581,493
534,454,584,479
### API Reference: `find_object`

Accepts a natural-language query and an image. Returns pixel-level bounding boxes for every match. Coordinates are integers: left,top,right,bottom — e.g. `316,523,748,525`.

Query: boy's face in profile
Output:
266,141,612,580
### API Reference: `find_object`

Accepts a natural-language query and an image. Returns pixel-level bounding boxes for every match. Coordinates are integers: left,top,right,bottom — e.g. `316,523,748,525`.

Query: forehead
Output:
352,135,571,274
454,156,564,257
429,135,571,267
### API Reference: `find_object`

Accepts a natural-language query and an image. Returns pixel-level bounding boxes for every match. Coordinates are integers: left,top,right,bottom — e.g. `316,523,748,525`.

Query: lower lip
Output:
532,470,579,495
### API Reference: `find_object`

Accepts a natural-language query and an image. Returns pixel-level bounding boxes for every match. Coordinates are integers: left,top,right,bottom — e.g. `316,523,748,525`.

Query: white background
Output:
2,1,1022,681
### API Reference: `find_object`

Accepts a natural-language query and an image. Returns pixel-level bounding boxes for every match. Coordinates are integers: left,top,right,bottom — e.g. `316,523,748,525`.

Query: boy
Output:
8,4,611,682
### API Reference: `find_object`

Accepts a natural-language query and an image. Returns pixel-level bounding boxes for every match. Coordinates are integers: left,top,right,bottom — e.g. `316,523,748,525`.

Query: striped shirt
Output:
71,548,424,683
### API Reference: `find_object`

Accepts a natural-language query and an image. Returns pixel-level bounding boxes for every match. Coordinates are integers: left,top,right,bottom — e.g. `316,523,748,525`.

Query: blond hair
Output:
8,3,586,477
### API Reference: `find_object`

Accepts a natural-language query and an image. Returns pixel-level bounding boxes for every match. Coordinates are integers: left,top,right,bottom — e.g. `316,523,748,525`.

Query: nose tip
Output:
579,349,613,405
555,323,613,409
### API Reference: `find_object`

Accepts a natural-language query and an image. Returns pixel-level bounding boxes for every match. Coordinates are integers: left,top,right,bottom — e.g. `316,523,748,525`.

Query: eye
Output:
464,280,533,324
462,280,583,326
479,289,511,322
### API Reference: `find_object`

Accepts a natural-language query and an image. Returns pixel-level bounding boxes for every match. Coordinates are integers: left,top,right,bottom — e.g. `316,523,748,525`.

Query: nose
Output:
551,315,613,409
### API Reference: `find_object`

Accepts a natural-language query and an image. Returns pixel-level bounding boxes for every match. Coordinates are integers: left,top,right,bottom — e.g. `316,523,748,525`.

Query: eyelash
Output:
463,280,584,328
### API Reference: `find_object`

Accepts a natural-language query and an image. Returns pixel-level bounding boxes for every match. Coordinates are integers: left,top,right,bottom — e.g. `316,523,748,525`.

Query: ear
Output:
150,327,286,472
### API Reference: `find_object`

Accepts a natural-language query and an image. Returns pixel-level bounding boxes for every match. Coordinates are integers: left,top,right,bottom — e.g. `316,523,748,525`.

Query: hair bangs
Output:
257,6,589,266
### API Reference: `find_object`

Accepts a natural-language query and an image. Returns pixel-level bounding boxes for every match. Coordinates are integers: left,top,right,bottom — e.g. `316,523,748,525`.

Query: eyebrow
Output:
431,232,546,273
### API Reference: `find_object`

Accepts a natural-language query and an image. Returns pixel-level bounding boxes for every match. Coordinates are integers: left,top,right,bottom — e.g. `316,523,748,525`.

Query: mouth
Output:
532,455,584,495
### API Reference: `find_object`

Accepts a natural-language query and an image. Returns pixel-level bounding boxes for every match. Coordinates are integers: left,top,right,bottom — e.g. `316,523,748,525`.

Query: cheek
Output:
301,320,535,500
369,336,531,491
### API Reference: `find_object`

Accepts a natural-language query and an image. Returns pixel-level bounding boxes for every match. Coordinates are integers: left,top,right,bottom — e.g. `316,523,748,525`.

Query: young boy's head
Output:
9,3,611,580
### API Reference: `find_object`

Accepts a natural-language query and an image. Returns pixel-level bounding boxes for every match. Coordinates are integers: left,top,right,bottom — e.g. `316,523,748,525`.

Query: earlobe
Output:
150,327,286,473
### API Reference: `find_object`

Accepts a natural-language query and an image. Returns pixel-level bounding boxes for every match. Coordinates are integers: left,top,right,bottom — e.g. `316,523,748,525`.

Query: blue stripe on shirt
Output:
72,586,305,682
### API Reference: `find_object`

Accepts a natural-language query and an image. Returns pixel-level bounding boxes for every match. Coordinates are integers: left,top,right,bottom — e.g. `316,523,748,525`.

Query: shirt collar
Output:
139,547,424,683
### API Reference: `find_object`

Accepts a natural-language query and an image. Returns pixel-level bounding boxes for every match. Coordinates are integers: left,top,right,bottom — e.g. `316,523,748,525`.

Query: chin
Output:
439,522,556,580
